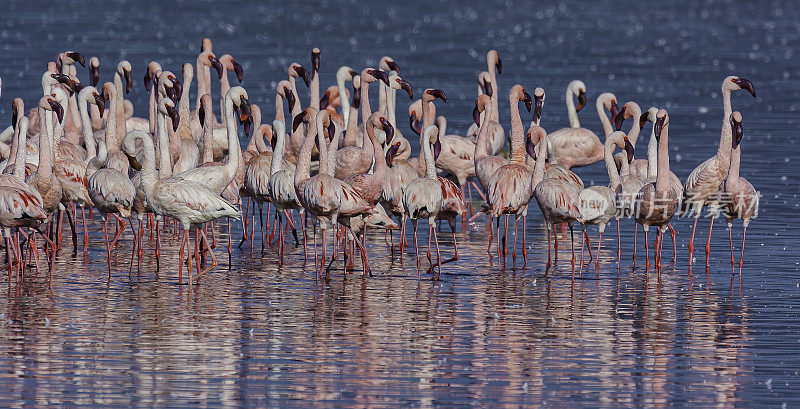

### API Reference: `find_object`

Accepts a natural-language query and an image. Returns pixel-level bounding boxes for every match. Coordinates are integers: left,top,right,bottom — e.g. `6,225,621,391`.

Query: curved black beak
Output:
483,79,492,97
72,80,84,94
126,151,143,171
533,95,544,125
171,77,183,100
285,87,296,112
654,116,665,142
430,89,447,103
311,50,321,78
522,90,532,113
198,104,206,126
167,105,180,132
94,93,105,117
576,90,587,112
295,66,310,87
55,58,63,74
432,138,442,160
623,137,635,163
143,72,152,92
90,64,99,87
733,77,756,98
370,69,390,86
614,106,627,131
166,86,179,105
211,57,224,80
526,133,537,160
410,113,421,136
398,78,413,99
243,116,252,137
495,56,502,75
731,117,744,148
385,142,400,166
238,96,251,121
124,69,133,94
232,59,244,83
473,103,481,126
320,92,330,110
638,113,648,130
609,100,619,122
53,73,75,91
67,52,85,67
49,99,64,123
11,107,18,130
292,113,306,132
386,60,400,73
327,121,336,141
381,118,394,141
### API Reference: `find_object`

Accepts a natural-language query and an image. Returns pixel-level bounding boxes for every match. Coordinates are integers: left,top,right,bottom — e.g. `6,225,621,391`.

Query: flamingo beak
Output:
386,60,400,73
523,91,532,113
430,89,447,103
67,52,85,67
198,105,206,126
526,133,537,160
48,99,64,123
238,96,251,121
167,105,180,132
11,108,18,130
385,142,400,167
232,59,244,83
171,78,183,100
576,90,587,112
311,50,321,78
371,69,390,86
483,79,493,97
292,113,305,132
124,69,133,93
243,116,252,137
432,138,442,160
52,73,75,91
731,117,744,148
495,56,502,75
320,92,330,110
295,66,310,87
533,95,544,124
609,100,619,122
327,121,336,141
639,113,648,130
166,86,179,105
90,64,100,87
285,87,296,111
473,103,481,126
94,93,106,117
399,78,413,99
732,77,756,98
614,106,627,131
623,137,635,163
381,118,394,141
654,116,665,142
211,57,224,79
126,152,143,171
410,113,421,136
352,83,360,108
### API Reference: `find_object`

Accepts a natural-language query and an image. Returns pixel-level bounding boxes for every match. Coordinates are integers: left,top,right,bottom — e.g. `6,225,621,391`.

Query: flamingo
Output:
719,112,758,278
402,124,444,279
122,130,239,284
267,119,301,257
634,109,679,271
486,84,532,268
547,80,604,169
684,76,756,268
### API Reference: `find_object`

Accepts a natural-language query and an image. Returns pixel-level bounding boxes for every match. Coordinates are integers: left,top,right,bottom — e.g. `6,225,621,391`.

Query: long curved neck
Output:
605,139,622,189
531,131,548,187
327,127,341,174
202,106,214,163
368,123,386,179
360,80,372,132
138,135,159,199
310,71,320,110
274,93,286,126
337,75,351,127
157,111,173,179
422,135,436,179
219,71,231,121
717,89,733,161
223,95,242,178
597,99,613,137
656,122,670,192
149,80,158,135
105,90,119,153
646,123,657,178
627,111,643,145
422,100,436,130
79,97,96,164
509,96,525,164
488,60,499,122
728,144,741,188
289,76,302,117
179,71,193,141
37,108,53,179
13,119,28,179
386,87,398,131
566,88,580,128
67,93,81,143
195,56,206,110
294,123,317,187
272,126,286,176
474,108,492,161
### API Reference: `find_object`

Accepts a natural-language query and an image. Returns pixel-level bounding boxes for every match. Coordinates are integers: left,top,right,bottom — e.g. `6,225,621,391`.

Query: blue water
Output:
0,0,799,407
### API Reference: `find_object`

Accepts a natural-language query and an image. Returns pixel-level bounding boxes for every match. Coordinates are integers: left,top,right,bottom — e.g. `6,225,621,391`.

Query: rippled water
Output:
1,0,799,407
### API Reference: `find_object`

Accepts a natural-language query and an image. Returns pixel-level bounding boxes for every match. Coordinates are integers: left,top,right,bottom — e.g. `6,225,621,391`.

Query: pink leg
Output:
644,228,650,271
739,226,747,281
521,216,527,267
596,230,604,274
669,224,677,262
81,206,89,253
688,214,699,266
705,216,715,267
431,223,442,279
728,224,735,274
616,218,621,263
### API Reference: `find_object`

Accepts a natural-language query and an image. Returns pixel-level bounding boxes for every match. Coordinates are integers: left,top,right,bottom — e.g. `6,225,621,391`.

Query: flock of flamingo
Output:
0,41,759,284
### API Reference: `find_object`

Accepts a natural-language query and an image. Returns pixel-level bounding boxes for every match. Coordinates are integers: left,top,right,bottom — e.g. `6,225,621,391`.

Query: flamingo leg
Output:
109,214,127,249
728,223,735,274
242,198,251,243
461,183,468,231
705,216,715,267
178,229,187,284
470,180,486,201
65,203,77,254
521,216,527,268
259,204,265,251
227,218,233,268
443,229,459,264
319,229,327,280
688,212,700,266
81,206,89,252
546,225,552,270
103,217,112,277
6,236,13,280
739,225,747,281
487,216,494,258
430,222,442,280
669,224,677,262
196,228,218,280
596,230,604,273
644,228,650,271
633,221,638,265
583,230,593,262
569,224,575,274
412,219,420,277
512,216,519,267
579,227,585,277
616,218,621,263
553,223,559,265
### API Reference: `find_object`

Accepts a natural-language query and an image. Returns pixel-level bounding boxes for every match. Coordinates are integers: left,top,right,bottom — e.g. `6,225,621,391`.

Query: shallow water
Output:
1,0,799,407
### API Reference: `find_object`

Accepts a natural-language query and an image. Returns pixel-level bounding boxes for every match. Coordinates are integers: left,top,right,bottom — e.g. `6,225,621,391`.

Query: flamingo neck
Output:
13,118,29,180
202,106,214,164
646,123,658,179
272,126,286,177
566,88,580,128
219,71,231,122
727,144,741,188
488,58,500,122
157,111,173,179
310,70,320,110
37,108,53,179
604,137,622,189
295,122,317,188
360,79,372,133
179,70,194,141
716,89,733,163
337,74,351,127
531,130,548,187
596,98,613,137
224,95,242,178
105,90,119,153
79,97,96,165
474,107,492,161
656,122,670,192
422,134,436,179
195,56,206,111
509,94,525,164
422,99,436,130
